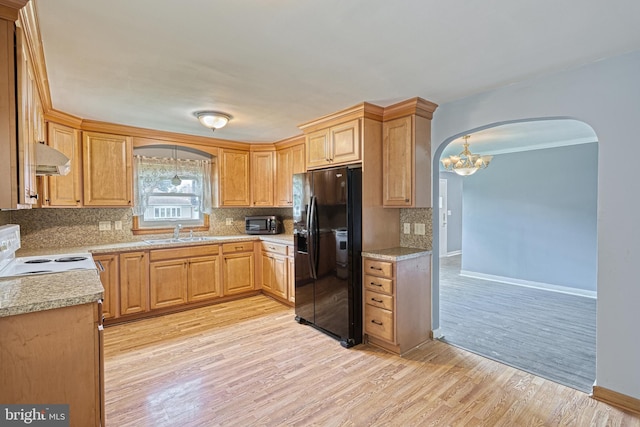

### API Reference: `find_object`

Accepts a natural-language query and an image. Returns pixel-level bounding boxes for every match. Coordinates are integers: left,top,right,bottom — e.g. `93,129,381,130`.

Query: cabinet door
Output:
291,143,305,174
15,29,38,205
188,255,221,302
275,148,292,207
222,252,255,295
271,253,288,300
45,122,81,207
287,254,295,303
261,252,274,292
220,149,250,206
306,129,330,169
150,259,188,309
383,116,413,206
251,150,274,206
94,254,118,319
330,119,361,165
82,131,133,206
119,251,149,315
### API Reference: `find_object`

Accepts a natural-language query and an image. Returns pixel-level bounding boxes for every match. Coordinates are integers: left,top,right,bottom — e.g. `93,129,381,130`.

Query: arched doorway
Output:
432,117,598,392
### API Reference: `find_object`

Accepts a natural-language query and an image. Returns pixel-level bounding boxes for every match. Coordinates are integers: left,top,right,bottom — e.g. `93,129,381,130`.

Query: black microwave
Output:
245,216,282,235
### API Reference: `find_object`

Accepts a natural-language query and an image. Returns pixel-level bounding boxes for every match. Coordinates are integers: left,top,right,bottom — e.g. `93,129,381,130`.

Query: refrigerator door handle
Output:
308,196,318,280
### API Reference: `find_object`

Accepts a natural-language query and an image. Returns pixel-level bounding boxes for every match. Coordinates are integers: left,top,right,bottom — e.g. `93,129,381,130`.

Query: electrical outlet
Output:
414,223,426,235
226,218,233,226
114,221,122,230
99,221,111,231
403,223,411,234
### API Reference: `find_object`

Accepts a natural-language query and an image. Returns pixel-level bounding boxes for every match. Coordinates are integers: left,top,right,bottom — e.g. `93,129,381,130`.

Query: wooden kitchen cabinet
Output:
15,24,39,206
149,244,220,309
82,131,133,207
275,141,305,206
42,122,82,207
382,98,438,207
93,253,119,319
119,251,149,315
251,150,275,206
219,148,250,206
305,119,361,169
222,241,255,295
261,242,288,301
287,244,295,303
0,302,103,427
363,252,431,355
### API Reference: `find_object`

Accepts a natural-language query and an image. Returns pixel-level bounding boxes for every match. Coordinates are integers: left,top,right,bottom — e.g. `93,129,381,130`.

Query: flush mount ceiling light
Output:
441,135,493,176
194,111,231,133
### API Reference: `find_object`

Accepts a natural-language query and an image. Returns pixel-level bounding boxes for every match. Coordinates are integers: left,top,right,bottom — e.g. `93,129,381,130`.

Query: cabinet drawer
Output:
364,274,393,295
365,289,394,311
150,244,219,261
222,241,254,254
261,242,288,256
365,305,394,342
364,259,393,278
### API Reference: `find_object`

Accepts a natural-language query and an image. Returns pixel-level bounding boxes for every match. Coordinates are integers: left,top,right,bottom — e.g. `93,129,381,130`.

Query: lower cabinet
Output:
362,252,431,355
261,242,288,300
119,251,150,316
222,241,256,295
287,247,295,304
149,245,220,309
0,302,104,427
93,253,119,319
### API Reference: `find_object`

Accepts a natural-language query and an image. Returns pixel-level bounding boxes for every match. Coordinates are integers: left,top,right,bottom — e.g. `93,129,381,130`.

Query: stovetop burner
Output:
24,259,53,264
55,256,88,263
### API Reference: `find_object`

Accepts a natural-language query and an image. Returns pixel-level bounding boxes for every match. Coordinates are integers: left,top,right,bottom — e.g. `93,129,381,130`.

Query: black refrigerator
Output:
293,166,362,348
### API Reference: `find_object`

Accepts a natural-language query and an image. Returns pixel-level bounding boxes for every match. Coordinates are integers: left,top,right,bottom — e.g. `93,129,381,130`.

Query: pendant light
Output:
171,145,182,186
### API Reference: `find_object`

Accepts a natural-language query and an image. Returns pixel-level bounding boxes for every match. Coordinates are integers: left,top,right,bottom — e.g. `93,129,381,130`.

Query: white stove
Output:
0,225,97,279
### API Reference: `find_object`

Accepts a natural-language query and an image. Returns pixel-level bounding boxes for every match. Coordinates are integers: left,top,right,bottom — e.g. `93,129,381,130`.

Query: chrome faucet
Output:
173,224,183,239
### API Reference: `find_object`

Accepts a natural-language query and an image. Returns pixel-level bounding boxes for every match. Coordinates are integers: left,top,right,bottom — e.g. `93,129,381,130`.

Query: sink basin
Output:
178,236,221,242
143,236,222,245
143,238,183,244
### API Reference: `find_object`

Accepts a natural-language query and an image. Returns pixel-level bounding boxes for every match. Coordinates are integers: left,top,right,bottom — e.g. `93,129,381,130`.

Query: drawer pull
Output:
371,298,383,303
370,282,382,287
371,319,383,326
235,246,244,250
370,266,383,271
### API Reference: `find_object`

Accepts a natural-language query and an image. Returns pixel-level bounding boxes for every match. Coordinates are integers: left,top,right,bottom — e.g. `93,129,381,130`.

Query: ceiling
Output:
35,1,640,144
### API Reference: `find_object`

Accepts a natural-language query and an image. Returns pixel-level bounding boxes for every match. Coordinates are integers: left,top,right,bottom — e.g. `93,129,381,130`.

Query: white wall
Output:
430,50,640,399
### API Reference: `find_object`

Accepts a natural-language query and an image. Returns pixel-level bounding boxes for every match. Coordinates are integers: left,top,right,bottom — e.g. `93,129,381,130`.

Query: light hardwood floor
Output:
104,295,639,426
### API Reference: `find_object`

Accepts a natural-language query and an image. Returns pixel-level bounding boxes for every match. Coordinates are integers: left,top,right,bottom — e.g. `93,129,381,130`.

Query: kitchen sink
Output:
178,236,221,242
143,238,183,244
144,236,222,244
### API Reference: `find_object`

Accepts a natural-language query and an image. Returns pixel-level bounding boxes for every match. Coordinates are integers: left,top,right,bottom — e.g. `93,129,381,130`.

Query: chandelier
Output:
441,135,493,176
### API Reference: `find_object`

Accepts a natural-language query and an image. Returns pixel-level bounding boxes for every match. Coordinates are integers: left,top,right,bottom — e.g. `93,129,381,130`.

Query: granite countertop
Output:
2,234,294,318
0,270,103,318
361,247,432,262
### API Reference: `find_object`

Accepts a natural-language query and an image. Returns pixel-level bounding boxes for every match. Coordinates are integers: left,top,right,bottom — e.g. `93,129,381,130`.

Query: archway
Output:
432,117,598,392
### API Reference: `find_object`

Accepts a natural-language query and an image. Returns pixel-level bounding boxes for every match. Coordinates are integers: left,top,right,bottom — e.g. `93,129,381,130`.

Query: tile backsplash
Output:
1,207,430,250
1,207,293,249
399,208,432,250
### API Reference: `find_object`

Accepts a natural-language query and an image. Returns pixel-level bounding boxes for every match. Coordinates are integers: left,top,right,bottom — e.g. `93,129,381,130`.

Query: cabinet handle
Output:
235,246,243,250
371,298,383,303
96,261,105,272
371,319,383,326
370,282,382,287
370,266,383,271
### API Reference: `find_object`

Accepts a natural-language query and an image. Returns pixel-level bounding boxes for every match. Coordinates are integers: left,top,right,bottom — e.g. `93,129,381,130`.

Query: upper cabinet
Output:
250,149,275,207
219,148,250,207
275,138,304,207
42,122,81,207
82,131,133,207
304,119,361,169
382,98,438,208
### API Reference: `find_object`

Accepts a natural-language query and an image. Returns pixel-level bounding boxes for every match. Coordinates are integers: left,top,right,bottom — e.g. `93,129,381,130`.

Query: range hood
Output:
35,142,71,176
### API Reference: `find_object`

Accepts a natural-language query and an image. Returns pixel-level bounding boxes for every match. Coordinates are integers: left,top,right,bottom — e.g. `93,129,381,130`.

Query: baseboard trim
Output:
592,386,640,415
432,328,443,339
446,250,461,257
459,269,597,299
